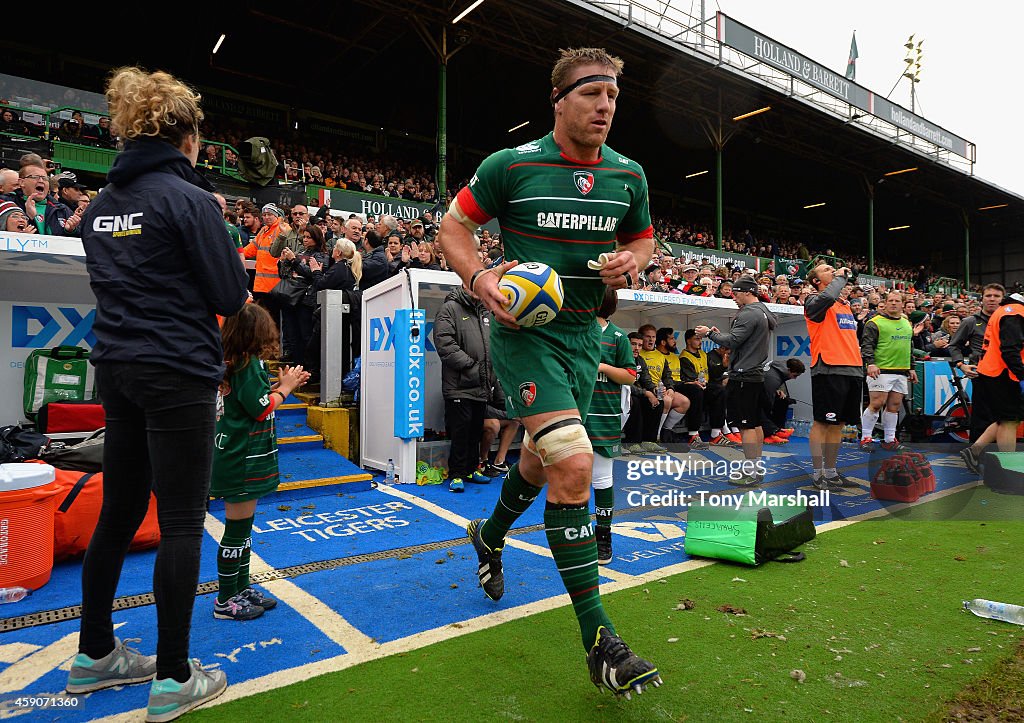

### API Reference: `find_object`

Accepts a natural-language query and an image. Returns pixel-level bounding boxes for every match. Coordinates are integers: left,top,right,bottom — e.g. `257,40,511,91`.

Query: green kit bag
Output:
684,491,816,565
22,346,95,417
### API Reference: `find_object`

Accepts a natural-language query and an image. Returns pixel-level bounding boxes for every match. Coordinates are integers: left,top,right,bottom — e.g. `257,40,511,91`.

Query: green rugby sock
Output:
480,464,541,550
593,486,615,528
545,504,614,649
238,535,253,592
217,516,254,603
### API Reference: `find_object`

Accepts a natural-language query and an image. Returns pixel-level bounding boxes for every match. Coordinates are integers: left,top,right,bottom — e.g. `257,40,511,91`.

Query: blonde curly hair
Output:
105,66,203,147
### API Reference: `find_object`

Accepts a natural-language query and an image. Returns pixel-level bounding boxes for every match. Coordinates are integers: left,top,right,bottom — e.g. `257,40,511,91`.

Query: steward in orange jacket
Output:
242,203,299,294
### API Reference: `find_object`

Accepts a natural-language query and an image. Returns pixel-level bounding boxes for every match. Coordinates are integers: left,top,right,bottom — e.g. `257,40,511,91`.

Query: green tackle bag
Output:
684,491,815,565
22,346,94,417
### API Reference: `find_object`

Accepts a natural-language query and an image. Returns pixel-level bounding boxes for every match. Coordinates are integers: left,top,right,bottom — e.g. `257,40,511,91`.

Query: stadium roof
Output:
15,0,1023,273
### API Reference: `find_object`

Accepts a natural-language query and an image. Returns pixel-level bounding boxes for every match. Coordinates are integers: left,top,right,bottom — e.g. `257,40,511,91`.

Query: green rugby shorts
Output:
491,319,601,420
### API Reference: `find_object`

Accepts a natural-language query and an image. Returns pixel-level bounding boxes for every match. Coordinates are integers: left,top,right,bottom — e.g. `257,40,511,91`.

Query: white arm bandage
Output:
448,196,482,234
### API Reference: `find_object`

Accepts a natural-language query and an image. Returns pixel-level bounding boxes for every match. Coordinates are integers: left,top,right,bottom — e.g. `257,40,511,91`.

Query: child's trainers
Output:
146,658,227,722
239,586,277,610
213,592,264,621
66,637,156,693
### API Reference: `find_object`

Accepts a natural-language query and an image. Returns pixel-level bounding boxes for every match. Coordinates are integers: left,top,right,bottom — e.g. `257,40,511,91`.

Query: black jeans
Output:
445,398,485,478
80,363,216,679
674,382,705,431
280,302,314,362
623,395,664,443
253,292,284,356
760,395,790,436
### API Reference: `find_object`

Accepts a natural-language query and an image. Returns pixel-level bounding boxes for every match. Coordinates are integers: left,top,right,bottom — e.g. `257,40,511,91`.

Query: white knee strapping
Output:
592,452,614,490
530,415,593,467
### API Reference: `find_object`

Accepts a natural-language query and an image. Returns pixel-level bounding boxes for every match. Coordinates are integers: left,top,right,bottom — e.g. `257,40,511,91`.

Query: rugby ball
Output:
498,262,564,327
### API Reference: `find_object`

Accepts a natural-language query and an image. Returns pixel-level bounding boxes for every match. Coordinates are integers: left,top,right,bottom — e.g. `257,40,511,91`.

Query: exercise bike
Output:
901,361,972,443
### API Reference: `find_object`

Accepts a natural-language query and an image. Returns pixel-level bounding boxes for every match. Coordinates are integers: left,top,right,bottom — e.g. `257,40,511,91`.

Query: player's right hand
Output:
475,260,520,329
866,364,880,379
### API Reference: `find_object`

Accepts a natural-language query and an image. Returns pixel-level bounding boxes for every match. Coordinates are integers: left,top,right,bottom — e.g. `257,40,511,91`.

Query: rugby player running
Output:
439,47,661,698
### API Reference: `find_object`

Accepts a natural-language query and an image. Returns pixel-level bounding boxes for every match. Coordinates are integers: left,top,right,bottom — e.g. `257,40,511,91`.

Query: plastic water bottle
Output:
963,599,1024,625
656,382,665,401
0,587,29,604
385,459,395,485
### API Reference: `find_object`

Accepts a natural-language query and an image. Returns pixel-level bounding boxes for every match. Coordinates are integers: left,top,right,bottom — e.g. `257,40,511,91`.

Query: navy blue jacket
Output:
82,139,248,386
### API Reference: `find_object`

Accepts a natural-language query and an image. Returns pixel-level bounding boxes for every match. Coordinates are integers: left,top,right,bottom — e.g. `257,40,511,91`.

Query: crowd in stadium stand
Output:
0,140,993,394
0,86,985,294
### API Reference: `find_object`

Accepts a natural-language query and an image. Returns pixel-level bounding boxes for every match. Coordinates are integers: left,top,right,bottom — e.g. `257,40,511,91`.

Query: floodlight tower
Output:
901,35,923,113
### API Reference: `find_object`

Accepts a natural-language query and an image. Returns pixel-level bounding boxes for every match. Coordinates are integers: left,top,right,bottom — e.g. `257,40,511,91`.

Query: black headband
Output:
551,74,617,105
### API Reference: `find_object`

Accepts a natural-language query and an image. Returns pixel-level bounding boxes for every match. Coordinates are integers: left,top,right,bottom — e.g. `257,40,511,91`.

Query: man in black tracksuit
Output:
433,287,496,492
696,276,778,485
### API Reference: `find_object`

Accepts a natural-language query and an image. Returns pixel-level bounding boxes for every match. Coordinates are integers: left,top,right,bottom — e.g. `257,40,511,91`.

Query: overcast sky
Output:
716,0,1020,195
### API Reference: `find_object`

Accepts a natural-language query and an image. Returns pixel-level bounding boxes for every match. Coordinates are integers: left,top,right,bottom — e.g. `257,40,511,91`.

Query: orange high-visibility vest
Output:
805,298,862,367
244,220,285,293
977,303,1024,381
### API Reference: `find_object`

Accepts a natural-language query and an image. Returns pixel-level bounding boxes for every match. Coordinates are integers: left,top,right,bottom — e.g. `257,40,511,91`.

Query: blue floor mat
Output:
278,444,369,483
276,421,320,439
0,441,980,721
210,488,465,570
297,544,573,644
0,593,346,722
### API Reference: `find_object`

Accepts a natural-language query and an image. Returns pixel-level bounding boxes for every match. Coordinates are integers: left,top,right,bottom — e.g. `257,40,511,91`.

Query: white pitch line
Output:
816,479,981,533
377,484,634,582
203,514,375,654
101,476,985,721
97,554,718,722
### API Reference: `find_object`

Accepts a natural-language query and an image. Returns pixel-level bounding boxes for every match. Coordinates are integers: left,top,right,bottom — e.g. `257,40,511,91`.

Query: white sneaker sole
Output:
67,673,155,694
146,683,227,723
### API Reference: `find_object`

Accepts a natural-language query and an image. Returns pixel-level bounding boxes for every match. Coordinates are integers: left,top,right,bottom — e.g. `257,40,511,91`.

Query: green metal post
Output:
715,147,723,250
867,193,874,275
437,58,447,203
964,221,970,290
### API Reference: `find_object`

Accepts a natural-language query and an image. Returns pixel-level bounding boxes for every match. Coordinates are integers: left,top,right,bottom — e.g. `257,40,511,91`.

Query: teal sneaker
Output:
146,659,227,722
468,469,491,484
449,478,465,493
66,637,156,693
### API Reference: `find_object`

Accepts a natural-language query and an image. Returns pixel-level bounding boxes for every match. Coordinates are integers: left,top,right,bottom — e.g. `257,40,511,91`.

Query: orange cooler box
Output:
0,463,60,590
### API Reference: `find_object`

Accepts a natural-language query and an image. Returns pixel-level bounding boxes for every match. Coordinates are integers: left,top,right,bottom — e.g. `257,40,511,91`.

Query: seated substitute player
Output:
677,328,732,446
586,287,637,565
638,323,690,446
438,47,661,698
622,331,666,454
479,381,520,477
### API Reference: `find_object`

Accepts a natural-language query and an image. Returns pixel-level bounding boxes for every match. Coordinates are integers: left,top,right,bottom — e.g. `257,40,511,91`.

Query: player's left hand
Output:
909,369,918,384
597,250,637,289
